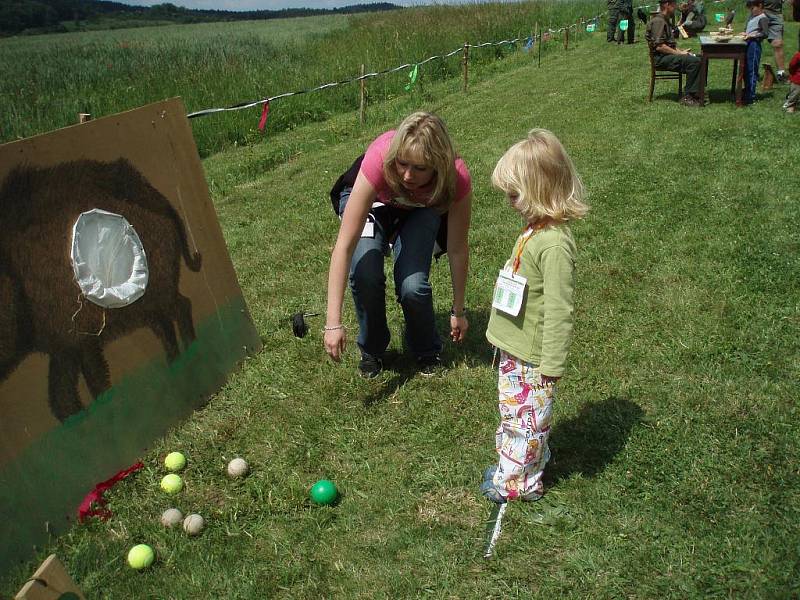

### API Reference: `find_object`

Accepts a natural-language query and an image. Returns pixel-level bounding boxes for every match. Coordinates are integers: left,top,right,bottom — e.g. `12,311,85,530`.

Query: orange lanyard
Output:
511,229,532,274
511,221,551,273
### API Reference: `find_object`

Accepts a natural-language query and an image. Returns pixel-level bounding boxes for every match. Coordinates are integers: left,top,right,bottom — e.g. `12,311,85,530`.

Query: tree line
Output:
0,0,400,36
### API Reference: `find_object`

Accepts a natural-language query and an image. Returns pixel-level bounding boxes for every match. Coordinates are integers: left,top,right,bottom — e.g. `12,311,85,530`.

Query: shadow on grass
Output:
439,307,492,367
544,396,644,486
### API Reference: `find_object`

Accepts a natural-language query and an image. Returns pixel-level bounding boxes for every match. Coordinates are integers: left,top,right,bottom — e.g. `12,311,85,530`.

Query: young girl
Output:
481,129,589,504
324,112,472,377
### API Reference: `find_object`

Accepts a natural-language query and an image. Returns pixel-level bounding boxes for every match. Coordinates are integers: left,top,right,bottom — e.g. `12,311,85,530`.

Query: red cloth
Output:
78,462,143,522
789,52,800,85
258,101,270,131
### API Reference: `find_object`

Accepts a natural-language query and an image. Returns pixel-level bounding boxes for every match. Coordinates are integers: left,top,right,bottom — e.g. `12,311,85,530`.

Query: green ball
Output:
160,473,183,494
310,479,338,505
127,544,154,570
164,451,186,472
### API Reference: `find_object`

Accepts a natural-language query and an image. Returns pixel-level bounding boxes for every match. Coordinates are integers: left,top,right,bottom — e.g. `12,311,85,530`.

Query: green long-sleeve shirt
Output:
486,224,577,377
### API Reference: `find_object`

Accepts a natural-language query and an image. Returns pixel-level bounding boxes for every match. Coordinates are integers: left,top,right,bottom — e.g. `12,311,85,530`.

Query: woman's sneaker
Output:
358,352,383,379
417,354,442,376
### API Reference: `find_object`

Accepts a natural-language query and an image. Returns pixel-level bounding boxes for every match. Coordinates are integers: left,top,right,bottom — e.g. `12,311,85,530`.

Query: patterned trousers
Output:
492,352,555,501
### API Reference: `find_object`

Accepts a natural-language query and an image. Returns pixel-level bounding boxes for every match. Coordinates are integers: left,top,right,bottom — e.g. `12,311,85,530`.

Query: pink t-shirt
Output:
359,130,472,208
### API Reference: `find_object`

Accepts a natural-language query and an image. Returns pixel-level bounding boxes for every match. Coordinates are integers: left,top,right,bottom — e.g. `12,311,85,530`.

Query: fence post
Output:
462,42,469,93
537,23,542,67
359,64,366,126
564,27,569,51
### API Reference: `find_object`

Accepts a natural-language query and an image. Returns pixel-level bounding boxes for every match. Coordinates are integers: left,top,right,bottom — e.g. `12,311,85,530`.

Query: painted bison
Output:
0,159,202,421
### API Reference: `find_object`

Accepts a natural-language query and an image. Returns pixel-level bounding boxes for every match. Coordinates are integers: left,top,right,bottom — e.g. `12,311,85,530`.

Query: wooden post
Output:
564,27,569,50
78,113,91,123
359,64,366,126
462,42,469,93
537,23,542,67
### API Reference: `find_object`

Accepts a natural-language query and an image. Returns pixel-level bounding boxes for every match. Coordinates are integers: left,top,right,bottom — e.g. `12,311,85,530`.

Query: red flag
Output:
78,461,143,522
258,101,270,132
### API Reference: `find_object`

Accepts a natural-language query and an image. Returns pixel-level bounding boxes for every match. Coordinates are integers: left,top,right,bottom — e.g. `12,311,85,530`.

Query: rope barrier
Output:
186,6,655,121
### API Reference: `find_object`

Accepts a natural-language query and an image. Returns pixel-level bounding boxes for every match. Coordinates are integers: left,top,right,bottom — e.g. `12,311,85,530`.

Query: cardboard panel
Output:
0,98,261,572
15,554,85,600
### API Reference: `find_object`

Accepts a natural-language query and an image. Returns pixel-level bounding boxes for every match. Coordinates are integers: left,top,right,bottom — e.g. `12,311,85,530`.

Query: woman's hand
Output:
324,327,347,362
450,315,469,342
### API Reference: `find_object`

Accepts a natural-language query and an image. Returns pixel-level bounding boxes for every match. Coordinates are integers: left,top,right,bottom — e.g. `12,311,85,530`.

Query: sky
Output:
115,0,462,10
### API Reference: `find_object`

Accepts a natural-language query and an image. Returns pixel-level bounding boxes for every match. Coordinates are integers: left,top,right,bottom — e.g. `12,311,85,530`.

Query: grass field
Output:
2,7,800,599
0,0,600,156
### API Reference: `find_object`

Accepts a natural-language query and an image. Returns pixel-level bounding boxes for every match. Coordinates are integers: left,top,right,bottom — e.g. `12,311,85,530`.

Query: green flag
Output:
404,64,419,92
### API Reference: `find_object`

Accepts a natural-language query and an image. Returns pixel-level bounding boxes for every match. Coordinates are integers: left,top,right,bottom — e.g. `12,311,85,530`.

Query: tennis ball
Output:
160,474,183,494
127,544,154,570
160,508,183,528
310,479,338,506
226,457,249,478
164,451,186,472
183,513,205,536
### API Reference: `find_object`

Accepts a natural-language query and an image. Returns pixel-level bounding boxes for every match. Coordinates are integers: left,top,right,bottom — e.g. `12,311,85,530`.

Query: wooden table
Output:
698,36,747,106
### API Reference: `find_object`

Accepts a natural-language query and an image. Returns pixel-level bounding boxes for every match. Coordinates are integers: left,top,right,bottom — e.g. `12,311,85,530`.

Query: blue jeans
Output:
339,188,442,359
745,40,761,104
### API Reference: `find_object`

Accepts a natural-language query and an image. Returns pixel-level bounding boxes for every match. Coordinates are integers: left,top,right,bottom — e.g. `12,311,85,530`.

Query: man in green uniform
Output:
646,0,703,105
608,0,622,42
617,0,636,44
763,0,786,80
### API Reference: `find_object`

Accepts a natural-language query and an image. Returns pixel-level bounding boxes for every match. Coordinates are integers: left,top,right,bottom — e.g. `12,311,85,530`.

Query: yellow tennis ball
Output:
164,452,186,472
127,544,154,570
160,474,183,494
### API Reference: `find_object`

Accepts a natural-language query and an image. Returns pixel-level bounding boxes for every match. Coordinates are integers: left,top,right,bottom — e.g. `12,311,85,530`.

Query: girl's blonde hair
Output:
383,112,458,212
492,129,589,223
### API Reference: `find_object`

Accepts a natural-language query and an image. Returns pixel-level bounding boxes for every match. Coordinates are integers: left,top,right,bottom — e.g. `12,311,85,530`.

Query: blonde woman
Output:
481,129,589,504
324,112,472,377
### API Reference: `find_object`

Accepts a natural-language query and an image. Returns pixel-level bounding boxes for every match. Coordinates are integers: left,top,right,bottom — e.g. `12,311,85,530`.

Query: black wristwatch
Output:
450,306,467,318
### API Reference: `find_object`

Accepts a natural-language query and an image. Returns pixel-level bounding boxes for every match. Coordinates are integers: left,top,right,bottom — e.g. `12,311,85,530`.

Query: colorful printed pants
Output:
491,352,555,501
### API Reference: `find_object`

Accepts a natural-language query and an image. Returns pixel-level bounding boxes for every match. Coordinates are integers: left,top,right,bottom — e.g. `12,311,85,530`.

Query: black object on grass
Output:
291,312,319,338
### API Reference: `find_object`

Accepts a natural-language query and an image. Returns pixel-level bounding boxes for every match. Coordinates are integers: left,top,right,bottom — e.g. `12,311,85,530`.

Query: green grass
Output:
0,1,601,156
2,13,800,600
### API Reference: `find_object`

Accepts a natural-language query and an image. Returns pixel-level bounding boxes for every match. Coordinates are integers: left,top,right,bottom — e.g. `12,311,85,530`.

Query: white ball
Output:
227,457,249,478
183,513,205,536
160,508,183,528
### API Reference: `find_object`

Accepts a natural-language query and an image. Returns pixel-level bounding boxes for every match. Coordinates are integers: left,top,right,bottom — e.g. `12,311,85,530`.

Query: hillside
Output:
0,0,400,36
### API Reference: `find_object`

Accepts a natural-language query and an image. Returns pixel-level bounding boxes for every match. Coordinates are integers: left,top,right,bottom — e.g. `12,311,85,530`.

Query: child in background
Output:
743,0,768,105
783,49,800,113
480,130,589,504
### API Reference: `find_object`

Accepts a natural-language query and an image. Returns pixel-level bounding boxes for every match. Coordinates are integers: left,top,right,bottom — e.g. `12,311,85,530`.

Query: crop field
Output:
1,2,799,598
1,0,600,155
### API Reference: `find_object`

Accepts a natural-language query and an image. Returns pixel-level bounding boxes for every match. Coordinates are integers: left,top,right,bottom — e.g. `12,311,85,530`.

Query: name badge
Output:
492,269,527,316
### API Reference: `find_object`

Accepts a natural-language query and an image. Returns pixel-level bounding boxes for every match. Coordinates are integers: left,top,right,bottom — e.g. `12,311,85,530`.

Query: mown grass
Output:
2,12,799,600
0,0,601,156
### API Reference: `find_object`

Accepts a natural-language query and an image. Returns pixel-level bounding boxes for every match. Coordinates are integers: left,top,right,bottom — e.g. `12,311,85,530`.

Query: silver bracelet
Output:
323,325,345,332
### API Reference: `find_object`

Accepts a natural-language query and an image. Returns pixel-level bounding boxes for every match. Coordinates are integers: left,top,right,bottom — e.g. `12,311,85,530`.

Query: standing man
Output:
608,0,622,42
646,0,703,105
617,0,636,44
763,0,787,80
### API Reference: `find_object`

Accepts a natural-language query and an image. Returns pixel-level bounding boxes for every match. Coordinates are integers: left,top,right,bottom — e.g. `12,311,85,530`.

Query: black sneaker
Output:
358,353,383,379
417,354,442,376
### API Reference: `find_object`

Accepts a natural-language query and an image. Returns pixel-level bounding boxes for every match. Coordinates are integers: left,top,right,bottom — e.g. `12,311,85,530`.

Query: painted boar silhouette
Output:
0,159,202,421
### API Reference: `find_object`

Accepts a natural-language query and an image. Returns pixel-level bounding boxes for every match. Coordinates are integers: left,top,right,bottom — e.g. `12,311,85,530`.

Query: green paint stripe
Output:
0,296,260,572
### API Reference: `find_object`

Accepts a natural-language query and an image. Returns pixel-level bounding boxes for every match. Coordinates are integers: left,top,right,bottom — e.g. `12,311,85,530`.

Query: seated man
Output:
646,0,703,106
678,0,707,36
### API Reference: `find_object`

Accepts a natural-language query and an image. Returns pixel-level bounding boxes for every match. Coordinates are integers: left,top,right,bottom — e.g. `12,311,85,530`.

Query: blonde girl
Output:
481,129,589,503
324,112,472,377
